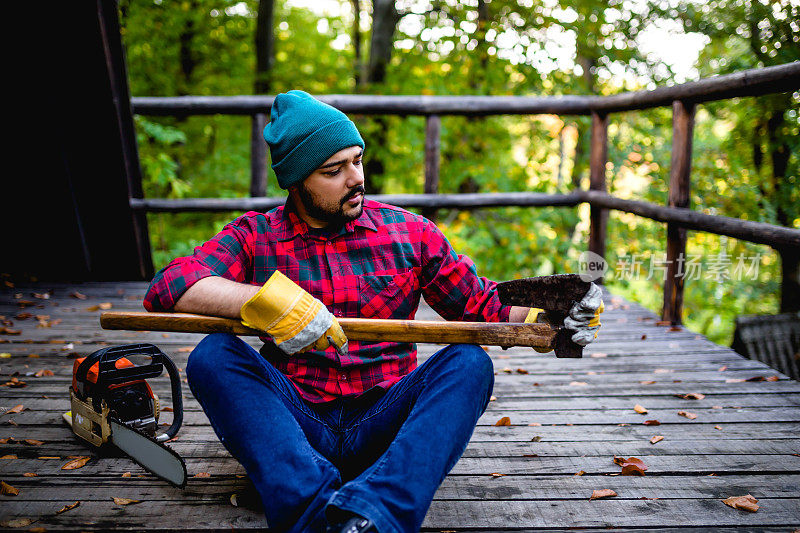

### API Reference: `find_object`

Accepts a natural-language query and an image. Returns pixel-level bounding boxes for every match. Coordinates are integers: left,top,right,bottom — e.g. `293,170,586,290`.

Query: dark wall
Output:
5,0,152,282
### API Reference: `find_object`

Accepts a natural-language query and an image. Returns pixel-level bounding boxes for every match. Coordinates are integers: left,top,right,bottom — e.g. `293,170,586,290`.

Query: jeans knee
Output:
186,332,239,384
447,344,494,393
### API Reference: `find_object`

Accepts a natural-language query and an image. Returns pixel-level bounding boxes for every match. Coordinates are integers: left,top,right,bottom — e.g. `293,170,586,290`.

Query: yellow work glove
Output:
240,271,348,356
524,307,553,354
563,282,604,346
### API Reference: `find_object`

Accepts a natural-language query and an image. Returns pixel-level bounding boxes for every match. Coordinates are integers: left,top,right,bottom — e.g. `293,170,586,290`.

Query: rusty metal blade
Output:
496,274,590,312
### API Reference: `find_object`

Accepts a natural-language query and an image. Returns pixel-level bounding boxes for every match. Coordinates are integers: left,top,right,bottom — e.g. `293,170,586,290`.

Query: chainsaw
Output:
62,343,187,488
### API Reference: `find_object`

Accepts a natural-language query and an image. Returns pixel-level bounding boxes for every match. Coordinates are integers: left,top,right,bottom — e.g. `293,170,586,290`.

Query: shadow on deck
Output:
1,282,799,531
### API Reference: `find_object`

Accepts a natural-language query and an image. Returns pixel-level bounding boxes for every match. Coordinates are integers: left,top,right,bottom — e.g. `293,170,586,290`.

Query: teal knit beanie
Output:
263,90,365,189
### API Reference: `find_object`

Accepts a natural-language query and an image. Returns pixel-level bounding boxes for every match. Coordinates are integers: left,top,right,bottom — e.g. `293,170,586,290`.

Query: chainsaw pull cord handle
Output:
156,353,183,442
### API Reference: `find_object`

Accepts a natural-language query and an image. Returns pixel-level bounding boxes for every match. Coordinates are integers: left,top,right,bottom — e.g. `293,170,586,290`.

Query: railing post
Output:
250,113,268,197
423,114,441,221
663,100,695,325
588,111,609,284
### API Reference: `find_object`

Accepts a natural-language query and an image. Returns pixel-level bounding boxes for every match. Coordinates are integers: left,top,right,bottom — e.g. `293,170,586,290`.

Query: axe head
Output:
496,274,591,313
496,274,592,359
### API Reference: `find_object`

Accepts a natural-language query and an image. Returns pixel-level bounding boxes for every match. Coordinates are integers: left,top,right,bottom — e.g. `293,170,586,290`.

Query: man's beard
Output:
297,181,365,227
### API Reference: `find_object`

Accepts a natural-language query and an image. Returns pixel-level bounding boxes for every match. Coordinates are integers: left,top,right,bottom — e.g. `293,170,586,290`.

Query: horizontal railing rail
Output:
129,61,800,325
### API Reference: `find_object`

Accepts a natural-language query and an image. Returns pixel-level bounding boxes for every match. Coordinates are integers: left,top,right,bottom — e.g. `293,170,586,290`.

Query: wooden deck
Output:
1,281,799,531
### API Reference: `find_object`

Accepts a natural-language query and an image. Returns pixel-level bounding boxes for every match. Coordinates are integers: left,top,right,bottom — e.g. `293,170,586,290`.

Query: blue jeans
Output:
185,333,494,533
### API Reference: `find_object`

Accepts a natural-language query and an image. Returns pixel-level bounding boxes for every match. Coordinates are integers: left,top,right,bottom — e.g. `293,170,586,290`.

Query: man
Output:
143,90,603,533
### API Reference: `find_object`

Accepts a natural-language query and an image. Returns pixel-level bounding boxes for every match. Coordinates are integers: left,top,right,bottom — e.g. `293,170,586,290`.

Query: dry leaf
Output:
614,456,648,471
745,376,766,382
489,395,496,402
177,346,195,353
570,381,588,386
718,365,727,371
0,518,34,528
5,404,24,415
639,380,656,385
70,291,87,300
61,456,90,470
766,375,779,382
502,367,512,373
634,404,648,414
621,464,646,476
22,472,37,477
1,455,17,460
678,411,698,420
1,481,19,495
34,369,54,377
530,436,542,442
650,435,664,444
590,489,617,500
490,473,505,477
589,352,607,358
0,353,10,359
725,378,745,383
23,439,44,446
575,470,586,476
715,425,723,430
494,416,512,426
112,497,141,506
122,472,132,478
722,494,759,512
57,501,80,514
38,456,61,460
654,368,672,374
644,420,661,426
516,368,529,374
528,422,542,426
676,393,705,400
194,472,211,478
230,493,239,507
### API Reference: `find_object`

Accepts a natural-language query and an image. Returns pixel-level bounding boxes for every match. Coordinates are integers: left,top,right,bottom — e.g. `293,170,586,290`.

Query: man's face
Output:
292,146,365,228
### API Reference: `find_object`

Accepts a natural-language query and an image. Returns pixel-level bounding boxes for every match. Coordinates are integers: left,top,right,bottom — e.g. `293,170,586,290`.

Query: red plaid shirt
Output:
144,199,510,403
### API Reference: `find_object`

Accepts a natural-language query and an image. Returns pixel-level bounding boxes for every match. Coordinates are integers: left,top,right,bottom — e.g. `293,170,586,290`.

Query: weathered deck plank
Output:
1,281,799,531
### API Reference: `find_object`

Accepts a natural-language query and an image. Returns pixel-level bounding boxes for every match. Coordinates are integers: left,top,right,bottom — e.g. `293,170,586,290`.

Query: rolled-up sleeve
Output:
419,218,511,323
143,214,257,312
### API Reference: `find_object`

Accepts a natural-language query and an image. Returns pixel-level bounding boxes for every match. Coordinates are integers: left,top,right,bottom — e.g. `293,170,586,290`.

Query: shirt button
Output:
340,374,348,381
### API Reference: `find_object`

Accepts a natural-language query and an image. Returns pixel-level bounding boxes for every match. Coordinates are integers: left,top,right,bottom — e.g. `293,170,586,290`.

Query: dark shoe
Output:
335,515,376,533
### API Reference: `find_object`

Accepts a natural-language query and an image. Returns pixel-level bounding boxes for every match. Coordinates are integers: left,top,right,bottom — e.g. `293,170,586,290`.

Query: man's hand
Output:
240,271,348,356
563,282,604,346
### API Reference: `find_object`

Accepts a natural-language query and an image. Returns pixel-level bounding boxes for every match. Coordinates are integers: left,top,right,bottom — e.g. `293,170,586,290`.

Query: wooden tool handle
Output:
100,311,557,350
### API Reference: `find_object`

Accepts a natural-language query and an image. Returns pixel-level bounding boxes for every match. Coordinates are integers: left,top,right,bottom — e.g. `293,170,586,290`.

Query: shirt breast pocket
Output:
358,270,419,319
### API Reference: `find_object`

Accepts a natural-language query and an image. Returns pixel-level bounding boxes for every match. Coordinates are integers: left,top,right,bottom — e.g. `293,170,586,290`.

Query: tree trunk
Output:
178,0,199,96
251,0,275,196
352,0,363,88
363,0,401,194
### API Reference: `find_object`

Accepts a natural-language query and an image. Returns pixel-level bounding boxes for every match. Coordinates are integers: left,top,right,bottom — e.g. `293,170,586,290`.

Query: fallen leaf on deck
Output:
61,456,90,470
490,472,505,477
675,393,705,400
530,436,542,442
177,346,195,353
38,456,61,460
614,456,648,471
570,381,588,386
15,313,32,320
0,455,17,460
70,291,87,300
489,396,496,402
655,320,671,326
502,367,512,373
528,422,542,426
22,472,37,477
575,470,586,476
745,376,766,382
590,489,617,500
194,472,211,478
715,425,723,430
3,377,26,388
590,352,607,358
33,292,51,300
516,368,529,374
34,369,54,377
122,472,132,477
230,493,239,507
621,464,646,476
0,518,34,528
725,378,745,383
712,405,722,409
654,368,672,374
766,376,779,382
23,439,44,446
57,501,80,514
0,328,21,335
4,404,25,415
0,353,10,359
722,494,759,512
678,411,697,420
644,420,660,426
1,481,19,495
634,404,648,414
112,497,141,506
494,416,512,426
669,326,682,332
640,380,656,385
641,334,647,340
649,435,664,444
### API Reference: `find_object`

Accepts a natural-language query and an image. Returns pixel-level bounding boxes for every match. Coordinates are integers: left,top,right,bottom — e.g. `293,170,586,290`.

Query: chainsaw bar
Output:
109,417,187,488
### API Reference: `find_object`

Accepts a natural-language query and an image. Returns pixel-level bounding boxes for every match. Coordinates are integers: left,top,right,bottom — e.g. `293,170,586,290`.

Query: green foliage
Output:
120,0,798,346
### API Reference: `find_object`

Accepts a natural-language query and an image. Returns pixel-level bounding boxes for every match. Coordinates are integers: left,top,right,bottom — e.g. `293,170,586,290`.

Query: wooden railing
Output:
130,62,800,325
